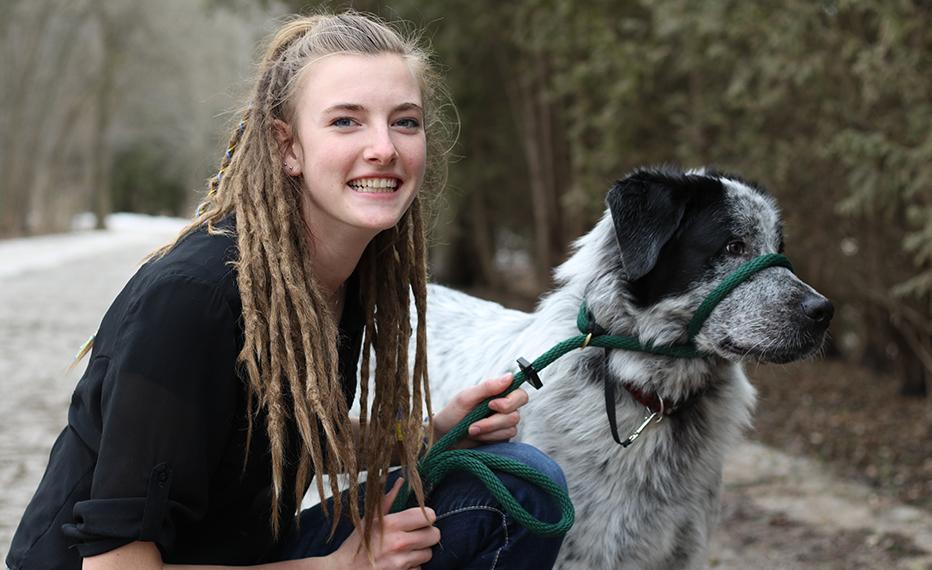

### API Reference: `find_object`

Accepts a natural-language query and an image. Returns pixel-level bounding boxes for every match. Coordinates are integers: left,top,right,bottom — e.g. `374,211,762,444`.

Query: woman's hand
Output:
431,373,528,448
326,478,439,570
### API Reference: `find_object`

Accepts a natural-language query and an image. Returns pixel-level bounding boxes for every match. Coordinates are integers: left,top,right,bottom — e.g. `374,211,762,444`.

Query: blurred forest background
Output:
1,0,929,507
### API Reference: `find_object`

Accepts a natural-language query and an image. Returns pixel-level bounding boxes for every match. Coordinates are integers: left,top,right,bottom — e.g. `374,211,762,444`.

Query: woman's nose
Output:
364,127,398,165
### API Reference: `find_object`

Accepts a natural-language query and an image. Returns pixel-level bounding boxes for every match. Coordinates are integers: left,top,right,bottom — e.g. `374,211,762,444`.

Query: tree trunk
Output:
0,1,57,236
2,0,96,236
469,187,499,289
89,1,126,230
859,287,931,398
890,315,931,398
91,64,114,230
507,52,567,289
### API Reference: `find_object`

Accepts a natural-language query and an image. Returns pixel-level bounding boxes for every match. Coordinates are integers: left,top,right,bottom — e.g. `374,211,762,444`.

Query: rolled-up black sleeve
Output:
62,274,239,558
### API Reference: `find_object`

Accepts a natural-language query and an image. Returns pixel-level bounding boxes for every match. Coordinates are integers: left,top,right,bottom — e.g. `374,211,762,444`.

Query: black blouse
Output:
6,219,364,569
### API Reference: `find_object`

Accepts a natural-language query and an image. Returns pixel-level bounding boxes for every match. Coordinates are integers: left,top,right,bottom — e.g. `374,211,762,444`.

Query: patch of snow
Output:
0,212,189,280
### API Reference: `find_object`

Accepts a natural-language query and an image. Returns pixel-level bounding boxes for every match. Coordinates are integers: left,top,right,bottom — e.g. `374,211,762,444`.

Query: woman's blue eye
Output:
395,118,420,129
331,117,356,127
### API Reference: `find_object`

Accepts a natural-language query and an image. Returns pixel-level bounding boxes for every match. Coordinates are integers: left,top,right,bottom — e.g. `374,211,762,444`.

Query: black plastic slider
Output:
586,311,607,336
517,357,543,390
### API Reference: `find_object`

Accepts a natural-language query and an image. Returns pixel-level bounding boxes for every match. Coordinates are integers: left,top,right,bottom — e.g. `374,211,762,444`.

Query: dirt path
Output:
2,232,930,568
713,443,932,569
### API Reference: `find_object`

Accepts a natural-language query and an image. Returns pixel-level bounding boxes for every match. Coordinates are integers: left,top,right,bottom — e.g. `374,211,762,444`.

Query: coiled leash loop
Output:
390,254,793,537
390,355,577,537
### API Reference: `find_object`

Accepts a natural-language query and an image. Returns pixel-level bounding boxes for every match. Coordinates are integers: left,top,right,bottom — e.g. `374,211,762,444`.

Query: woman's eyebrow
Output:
395,102,423,113
322,102,423,114
322,103,365,114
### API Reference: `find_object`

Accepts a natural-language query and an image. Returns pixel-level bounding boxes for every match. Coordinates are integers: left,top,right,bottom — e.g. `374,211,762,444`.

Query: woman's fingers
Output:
381,479,437,530
435,373,528,446
385,506,437,532
403,545,435,567
455,374,513,408
393,524,441,550
488,387,528,413
469,426,518,442
468,411,520,437
382,477,405,515
380,510,438,569
465,383,526,441
336,482,439,570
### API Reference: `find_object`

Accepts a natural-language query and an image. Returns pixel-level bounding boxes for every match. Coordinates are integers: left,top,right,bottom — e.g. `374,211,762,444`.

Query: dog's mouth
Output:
718,335,826,364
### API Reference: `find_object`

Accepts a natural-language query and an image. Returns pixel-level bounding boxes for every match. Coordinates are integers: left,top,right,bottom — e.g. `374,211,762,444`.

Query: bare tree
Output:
0,0,280,237
0,0,113,236
503,51,569,287
86,1,142,230
0,0,61,236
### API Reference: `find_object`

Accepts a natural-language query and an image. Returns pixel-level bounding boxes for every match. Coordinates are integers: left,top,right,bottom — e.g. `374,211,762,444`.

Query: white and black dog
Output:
422,167,833,569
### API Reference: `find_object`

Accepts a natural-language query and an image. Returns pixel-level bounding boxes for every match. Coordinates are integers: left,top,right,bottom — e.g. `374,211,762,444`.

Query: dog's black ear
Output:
606,172,688,281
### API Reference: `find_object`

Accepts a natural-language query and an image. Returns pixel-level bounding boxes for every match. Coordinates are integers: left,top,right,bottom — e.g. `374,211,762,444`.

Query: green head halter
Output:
577,253,794,358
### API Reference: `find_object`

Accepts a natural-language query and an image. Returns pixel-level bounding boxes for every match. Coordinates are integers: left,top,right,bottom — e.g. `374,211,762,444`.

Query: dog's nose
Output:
801,294,834,324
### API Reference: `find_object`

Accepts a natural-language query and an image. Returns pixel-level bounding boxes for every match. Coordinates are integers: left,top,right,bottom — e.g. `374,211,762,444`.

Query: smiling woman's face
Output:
280,53,426,242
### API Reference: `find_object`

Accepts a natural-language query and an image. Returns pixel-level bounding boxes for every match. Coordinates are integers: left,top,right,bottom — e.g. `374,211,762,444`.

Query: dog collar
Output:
623,384,673,416
604,375,669,447
602,347,701,447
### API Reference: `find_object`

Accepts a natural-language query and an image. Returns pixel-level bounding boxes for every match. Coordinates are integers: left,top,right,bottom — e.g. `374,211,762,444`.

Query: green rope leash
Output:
389,253,793,537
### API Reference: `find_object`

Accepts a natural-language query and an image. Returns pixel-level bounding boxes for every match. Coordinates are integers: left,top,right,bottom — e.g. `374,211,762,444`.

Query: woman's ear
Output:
272,119,302,176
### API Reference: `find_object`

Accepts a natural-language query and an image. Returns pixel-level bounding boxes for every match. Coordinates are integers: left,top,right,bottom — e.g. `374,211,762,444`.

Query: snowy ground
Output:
2,215,930,568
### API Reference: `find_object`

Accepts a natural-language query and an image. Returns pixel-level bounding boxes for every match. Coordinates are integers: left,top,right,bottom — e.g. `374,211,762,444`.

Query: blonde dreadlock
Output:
148,12,452,545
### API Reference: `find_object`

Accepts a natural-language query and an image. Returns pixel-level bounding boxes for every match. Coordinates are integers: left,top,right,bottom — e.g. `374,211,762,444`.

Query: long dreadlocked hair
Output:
147,12,452,545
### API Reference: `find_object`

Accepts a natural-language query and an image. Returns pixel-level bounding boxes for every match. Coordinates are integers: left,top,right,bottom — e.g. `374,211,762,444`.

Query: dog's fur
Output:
422,168,833,569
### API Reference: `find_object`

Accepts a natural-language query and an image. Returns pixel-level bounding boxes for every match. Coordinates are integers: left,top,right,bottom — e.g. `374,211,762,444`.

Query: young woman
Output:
6,12,566,570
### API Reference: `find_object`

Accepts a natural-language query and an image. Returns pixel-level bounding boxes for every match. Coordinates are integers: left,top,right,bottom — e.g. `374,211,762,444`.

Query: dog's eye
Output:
725,241,746,256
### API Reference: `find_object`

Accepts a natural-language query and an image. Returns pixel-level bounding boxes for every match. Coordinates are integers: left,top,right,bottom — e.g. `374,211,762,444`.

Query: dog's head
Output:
605,167,832,363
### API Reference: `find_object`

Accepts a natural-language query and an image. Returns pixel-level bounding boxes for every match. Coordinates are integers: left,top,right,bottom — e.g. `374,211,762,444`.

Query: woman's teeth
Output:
348,178,399,193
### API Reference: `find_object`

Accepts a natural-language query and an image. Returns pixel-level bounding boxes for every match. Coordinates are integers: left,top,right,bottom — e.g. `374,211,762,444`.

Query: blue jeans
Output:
274,442,568,569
